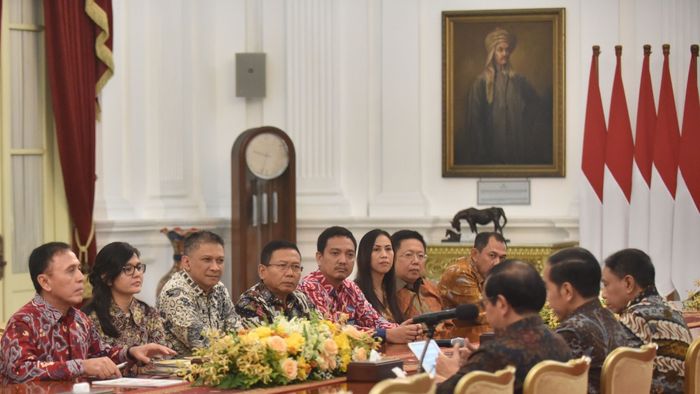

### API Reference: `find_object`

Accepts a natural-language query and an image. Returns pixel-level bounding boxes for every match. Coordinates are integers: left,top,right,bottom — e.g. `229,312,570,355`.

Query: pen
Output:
116,362,128,370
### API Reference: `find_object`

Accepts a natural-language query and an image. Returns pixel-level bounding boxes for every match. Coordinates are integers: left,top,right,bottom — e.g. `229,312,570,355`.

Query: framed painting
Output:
442,8,565,177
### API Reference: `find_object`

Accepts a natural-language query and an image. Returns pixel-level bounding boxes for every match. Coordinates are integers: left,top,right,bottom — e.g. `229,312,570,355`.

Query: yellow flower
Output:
321,319,337,333
285,332,304,354
280,358,298,380
334,334,350,353
251,326,273,338
267,335,288,354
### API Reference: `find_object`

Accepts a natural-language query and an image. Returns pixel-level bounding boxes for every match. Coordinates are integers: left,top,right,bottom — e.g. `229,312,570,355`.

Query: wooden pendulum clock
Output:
231,126,296,298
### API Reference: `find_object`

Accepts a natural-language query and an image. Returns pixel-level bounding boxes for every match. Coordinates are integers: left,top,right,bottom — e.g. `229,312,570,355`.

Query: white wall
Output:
95,0,700,306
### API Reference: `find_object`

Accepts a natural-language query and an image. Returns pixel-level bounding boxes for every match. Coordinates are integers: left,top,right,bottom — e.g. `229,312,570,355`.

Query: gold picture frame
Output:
442,8,566,177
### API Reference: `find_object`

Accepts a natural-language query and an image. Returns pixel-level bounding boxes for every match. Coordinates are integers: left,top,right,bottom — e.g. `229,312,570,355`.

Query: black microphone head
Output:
455,304,480,321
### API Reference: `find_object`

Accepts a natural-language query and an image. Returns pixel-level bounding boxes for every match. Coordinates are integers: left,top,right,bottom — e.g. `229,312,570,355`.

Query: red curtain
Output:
43,0,113,267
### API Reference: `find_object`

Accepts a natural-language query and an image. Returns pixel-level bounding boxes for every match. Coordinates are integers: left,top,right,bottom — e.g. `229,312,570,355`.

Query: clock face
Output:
245,132,290,180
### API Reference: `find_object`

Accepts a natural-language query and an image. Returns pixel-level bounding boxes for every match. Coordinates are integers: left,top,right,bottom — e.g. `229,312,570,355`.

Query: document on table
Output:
92,378,185,387
407,339,441,375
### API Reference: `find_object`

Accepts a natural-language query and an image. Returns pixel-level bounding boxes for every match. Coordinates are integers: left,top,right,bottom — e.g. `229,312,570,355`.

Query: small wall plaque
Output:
477,179,530,205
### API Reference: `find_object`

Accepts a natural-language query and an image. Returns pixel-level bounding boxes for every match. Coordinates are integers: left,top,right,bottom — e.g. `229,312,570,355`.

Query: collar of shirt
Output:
32,293,76,326
560,297,603,324
625,285,660,311
306,270,348,294
180,270,213,297
469,258,485,285
398,277,424,293
496,314,544,336
255,281,288,307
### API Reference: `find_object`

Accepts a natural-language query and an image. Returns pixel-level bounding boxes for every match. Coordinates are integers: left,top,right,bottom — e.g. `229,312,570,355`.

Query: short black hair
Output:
29,242,72,293
317,226,357,253
547,247,601,298
604,248,655,288
390,230,426,252
473,232,507,251
261,240,301,265
183,230,224,256
485,259,546,314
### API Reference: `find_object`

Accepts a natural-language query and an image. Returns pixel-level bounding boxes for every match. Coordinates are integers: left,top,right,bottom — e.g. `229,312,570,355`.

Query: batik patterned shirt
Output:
438,315,572,394
235,281,317,325
438,257,490,341
556,298,634,394
157,271,242,356
85,298,166,348
299,270,397,339
618,286,692,394
397,277,452,338
0,294,128,384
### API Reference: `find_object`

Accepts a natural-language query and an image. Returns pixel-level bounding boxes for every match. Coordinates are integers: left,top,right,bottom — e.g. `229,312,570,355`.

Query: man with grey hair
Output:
460,27,550,165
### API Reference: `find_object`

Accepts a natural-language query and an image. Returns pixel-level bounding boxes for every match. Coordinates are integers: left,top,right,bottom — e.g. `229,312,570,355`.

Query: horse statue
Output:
442,207,507,242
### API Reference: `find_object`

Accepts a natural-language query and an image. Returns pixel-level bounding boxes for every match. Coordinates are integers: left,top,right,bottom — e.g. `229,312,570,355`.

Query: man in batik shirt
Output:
544,247,634,394
438,231,507,341
436,260,571,394
236,240,316,325
0,243,174,384
602,249,692,394
299,226,423,343
157,231,242,356
392,230,453,338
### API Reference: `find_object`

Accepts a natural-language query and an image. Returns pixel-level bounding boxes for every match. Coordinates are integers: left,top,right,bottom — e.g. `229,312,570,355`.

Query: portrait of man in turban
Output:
443,10,564,177
460,27,552,165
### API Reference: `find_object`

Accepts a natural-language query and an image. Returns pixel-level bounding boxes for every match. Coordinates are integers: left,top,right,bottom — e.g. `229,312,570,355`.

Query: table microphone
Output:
412,304,479,325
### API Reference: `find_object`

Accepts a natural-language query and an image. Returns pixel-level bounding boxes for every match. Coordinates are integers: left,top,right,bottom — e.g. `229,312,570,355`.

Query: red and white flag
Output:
649,44,681,297
628,45,656,251
671,45,700,299
602,46,634,259
581,46,607,261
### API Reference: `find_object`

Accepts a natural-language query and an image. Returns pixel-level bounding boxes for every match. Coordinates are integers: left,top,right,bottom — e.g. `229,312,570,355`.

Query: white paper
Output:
91,378,184,387
407,340,441,374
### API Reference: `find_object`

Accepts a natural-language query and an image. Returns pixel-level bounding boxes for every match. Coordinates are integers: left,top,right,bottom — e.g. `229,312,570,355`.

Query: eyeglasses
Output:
398,251,428,262
267,263,303,273
122,263,147,276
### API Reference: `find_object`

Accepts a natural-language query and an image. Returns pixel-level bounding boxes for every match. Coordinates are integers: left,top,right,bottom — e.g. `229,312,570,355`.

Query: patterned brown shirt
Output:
555,298,635,394
397,277,452,338
438,257,491,341
85,298,166,348
618,286,692,394
438,315,572,394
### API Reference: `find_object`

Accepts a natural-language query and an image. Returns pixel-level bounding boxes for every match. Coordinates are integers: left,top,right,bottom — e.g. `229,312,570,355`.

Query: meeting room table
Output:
1,345,423,394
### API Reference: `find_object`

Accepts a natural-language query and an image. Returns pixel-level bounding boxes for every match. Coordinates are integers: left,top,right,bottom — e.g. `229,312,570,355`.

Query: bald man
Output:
459,27,551,165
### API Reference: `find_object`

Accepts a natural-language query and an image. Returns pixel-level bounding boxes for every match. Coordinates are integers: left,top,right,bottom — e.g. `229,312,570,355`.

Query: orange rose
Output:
280,358,298,380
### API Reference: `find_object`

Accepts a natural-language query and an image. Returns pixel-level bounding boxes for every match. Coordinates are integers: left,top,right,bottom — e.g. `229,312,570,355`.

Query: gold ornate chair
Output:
369,373,436,394
455,365,515,394
685,337,700,394
523,356,591,394
600,343,657,394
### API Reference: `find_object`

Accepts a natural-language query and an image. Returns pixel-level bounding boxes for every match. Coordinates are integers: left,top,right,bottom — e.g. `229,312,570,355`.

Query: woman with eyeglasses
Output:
354,229,404,323
82,242,166,349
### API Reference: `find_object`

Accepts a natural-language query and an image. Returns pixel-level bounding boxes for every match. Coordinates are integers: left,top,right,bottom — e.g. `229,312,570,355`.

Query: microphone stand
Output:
417,322,437,374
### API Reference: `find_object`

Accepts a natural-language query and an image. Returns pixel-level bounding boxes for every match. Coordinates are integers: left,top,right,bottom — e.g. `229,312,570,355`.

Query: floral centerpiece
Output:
540,302,559,329
183,315,379,389
684,280,700,311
